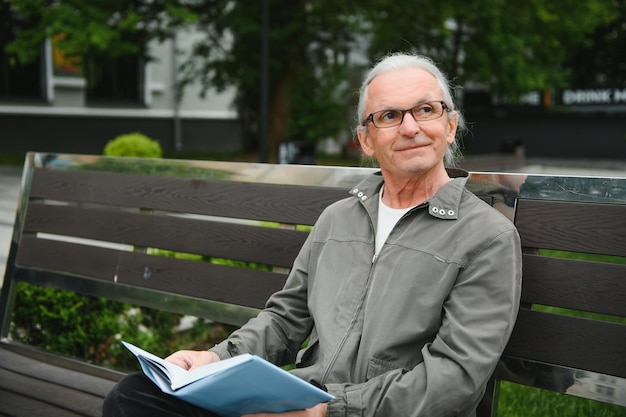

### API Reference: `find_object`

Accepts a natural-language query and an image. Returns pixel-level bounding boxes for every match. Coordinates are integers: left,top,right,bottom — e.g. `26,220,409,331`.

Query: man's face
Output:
357,67,458,180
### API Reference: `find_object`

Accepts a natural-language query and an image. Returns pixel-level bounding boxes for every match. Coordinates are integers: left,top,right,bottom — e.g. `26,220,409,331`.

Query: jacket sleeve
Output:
324,227,522,417
210,232,316,366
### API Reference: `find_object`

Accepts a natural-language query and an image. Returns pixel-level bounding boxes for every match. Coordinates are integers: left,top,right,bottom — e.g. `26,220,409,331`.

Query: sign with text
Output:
561,88,626,105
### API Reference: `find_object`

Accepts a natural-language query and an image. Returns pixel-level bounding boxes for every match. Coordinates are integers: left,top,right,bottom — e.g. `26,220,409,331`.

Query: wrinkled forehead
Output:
365,67,443,112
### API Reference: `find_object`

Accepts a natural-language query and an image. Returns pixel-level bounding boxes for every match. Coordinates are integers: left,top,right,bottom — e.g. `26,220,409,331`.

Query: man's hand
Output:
242,402,327,417
164,350,220,371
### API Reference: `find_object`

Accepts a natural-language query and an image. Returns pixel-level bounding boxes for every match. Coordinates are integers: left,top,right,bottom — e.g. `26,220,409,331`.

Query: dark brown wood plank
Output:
515,199,626,257
15,237,287,309
29,168,347,225
0,344,120,395
16,236,118,282
521,254,626,316
0,388,87,417
504,309,626,378
0,347,113,417
23,203,307,268
115,251,287,309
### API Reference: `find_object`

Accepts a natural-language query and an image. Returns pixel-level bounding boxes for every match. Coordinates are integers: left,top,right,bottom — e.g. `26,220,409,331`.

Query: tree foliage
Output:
178,0,365,156
4,0,198,62
363,0,617,98
566,0,626,88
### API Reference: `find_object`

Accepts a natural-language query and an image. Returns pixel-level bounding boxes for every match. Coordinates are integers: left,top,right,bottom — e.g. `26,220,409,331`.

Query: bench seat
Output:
0,342,122,417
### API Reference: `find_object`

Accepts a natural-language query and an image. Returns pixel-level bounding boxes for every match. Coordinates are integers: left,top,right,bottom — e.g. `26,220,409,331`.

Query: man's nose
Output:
399,110,421,134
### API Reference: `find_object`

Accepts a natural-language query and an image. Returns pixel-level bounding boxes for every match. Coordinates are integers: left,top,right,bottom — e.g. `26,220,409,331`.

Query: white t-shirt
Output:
376,187,414,255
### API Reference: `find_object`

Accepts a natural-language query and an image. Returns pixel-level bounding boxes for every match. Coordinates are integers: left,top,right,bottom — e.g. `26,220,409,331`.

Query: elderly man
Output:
103,52,521,417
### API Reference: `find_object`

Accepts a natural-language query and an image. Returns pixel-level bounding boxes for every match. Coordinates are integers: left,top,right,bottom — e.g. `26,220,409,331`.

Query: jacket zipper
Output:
319,260,375,385
319,202,378,384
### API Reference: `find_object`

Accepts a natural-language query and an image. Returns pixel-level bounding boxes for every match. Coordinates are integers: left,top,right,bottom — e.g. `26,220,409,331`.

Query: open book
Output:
122,341,334,417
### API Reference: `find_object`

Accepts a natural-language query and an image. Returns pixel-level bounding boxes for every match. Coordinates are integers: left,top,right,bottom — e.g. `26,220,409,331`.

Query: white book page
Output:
173,353,253,390
122,341,189,385
123,341,253,390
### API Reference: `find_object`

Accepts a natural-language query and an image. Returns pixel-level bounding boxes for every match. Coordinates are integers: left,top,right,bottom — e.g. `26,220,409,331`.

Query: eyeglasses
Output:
362,100,449,128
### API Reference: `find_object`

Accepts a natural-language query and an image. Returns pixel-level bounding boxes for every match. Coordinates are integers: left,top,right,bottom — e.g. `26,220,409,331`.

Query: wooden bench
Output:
0,152,624,416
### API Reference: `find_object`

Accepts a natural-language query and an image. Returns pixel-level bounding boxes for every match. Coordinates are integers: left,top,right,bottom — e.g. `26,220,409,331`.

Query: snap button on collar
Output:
431,205,456,218
351,188,368,201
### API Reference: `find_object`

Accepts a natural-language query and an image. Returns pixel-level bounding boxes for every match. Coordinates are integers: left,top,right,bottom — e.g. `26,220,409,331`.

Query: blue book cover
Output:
122,341,334,417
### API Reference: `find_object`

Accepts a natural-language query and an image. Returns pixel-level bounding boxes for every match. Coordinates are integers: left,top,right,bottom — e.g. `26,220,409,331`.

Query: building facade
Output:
1,32,242,155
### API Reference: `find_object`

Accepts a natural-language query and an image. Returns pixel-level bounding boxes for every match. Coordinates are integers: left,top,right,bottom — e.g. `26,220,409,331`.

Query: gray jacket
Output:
211,172,522,417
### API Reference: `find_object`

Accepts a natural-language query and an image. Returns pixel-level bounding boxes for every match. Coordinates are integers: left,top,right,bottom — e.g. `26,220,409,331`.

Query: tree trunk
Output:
267,49,306,162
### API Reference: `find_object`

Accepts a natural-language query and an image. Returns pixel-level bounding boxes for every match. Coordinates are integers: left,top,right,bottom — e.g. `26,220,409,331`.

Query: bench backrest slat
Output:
521,254,626,316
506,309,626,379
114,251,286,309
515,199,626,256
29,168,348,225
17,235,118,283
23,203,307,268
16,236,286,309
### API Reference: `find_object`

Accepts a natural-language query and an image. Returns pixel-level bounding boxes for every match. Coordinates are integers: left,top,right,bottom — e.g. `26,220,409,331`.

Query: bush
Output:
103,132,162,158
10,282,126,363
9,282,228,371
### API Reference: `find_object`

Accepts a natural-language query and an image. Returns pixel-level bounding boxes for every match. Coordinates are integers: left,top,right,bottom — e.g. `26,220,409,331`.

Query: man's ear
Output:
446,113,459,145
357,129,375,157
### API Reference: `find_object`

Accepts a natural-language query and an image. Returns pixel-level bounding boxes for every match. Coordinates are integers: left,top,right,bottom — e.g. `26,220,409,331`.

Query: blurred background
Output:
0,0,625,168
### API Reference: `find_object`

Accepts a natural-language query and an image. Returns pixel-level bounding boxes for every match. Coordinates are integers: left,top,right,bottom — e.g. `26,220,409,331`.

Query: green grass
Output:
498,382,626,417
539,249,626,265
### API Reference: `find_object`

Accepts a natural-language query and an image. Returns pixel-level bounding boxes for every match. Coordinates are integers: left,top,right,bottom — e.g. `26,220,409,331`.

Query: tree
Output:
179,0,365,159
566,0,626,88
363,0,617,99
4,0,197,63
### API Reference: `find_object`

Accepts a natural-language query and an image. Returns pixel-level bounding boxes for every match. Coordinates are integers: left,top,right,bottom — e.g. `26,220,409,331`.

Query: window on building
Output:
84,53,144,105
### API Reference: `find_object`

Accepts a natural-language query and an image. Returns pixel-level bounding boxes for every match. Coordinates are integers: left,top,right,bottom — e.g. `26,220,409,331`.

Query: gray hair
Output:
356,52,465,167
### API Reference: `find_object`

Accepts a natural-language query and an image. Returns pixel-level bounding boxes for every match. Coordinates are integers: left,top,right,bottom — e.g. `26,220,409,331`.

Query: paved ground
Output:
0,160,625,288
0,166,22,286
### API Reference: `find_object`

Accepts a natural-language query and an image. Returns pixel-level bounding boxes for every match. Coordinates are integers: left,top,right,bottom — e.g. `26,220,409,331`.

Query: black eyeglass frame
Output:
361,100,450,128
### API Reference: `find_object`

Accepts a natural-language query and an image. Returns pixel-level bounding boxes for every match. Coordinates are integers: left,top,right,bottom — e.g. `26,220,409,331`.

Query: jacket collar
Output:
349,169,469,220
